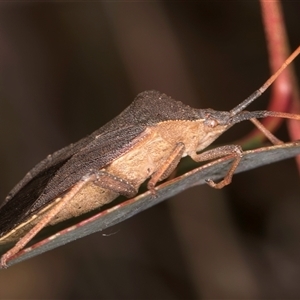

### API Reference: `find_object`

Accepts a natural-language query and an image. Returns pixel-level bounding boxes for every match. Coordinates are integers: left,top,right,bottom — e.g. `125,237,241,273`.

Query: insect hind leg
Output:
0,176,93,268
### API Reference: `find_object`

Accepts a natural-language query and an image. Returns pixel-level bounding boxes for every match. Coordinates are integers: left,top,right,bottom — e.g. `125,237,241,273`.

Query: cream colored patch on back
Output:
106,120,204,187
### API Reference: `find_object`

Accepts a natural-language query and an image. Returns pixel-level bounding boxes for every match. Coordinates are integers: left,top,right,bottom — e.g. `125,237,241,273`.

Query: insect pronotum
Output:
0,46,300,268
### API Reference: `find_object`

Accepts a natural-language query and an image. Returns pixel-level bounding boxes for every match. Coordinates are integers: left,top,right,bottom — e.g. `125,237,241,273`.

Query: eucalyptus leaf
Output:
2,141,300,267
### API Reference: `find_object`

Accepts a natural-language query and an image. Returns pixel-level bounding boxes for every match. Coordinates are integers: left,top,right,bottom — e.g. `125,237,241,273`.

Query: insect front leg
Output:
189,145,243,189
147,142,185,194
249,118,284,145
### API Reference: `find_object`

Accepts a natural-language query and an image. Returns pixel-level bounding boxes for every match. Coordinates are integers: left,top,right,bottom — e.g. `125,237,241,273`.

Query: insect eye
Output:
204,116,218,127
208,119,218,127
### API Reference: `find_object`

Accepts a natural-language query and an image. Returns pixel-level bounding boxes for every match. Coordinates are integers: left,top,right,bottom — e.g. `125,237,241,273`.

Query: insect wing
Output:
0,125,146,240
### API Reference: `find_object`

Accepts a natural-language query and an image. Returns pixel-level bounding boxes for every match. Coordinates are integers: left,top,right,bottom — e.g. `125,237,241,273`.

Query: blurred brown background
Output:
0,2,300,299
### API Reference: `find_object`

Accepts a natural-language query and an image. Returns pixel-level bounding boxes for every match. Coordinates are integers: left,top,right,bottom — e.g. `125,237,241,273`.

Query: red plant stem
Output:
241,0,300,172
240,1,300,172
261,0,300,171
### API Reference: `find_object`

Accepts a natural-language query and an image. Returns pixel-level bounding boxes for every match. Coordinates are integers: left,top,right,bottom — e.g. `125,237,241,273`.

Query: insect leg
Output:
189,145,243,189
249,118,284,145
0,174,99,268
92,171,137,198
147,142,185,194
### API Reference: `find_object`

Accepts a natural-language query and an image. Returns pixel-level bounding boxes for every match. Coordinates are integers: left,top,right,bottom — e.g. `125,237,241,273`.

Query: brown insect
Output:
0,46,300,268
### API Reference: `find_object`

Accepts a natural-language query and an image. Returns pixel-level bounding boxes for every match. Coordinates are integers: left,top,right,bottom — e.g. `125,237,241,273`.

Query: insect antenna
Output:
229,46,300,116
231,110,300,125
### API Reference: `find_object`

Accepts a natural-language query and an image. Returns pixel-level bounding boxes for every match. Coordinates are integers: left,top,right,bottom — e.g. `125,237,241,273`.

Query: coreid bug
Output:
0,46,300,268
